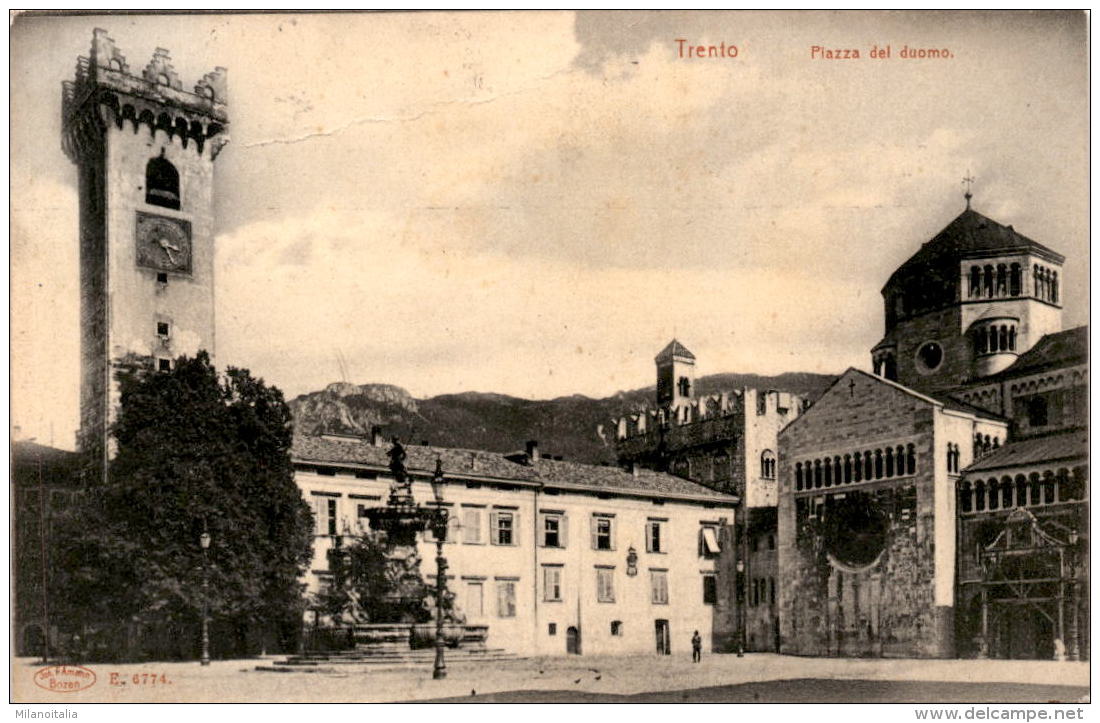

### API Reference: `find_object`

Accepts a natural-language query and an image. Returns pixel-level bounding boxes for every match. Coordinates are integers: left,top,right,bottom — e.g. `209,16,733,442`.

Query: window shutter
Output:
561,516,569,548
590,517,598,549
645,522,654,552
512,513,520,545
489,512,499,545
609,519,616,551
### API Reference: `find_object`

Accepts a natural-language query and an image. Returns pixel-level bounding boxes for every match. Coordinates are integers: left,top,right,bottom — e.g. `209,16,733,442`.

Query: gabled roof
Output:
887,208,1064,289
292,435,736,503
783,367,1008,436
963,428,1087,474
655,339,695,363
988,326,1088,381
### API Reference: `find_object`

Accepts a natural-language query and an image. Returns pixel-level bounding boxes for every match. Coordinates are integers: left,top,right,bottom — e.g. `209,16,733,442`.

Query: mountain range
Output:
288,372,838,465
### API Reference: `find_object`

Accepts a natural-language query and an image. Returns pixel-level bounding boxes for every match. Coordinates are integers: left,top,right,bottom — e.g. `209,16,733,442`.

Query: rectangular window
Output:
650,570,669,605
700,526,721,557
462,507,482,544
496,580,517,618
157,321,170,337
543,566,563,602
596,568,615,603
646,519,667,553
769,577,776,605
542,514,567,548
157,358,171,372
592,515,614,550
313,496,338,536
465,581,484,617
548,623,557,636
491,511,517,546
703,574,717,605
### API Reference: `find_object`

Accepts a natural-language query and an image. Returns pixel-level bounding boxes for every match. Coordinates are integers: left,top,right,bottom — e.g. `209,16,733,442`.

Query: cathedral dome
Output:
885,208,1063,291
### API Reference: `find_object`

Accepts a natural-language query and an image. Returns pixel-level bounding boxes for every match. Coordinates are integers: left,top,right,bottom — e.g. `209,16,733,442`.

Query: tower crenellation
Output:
63,29,229,165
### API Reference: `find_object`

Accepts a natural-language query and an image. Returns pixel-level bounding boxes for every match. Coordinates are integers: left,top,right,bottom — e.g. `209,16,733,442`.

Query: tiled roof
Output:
930,392,1006,421
292,435,736,502
530,457,732,500
889,208,1063,286
655,339,695,362
964,429,1088,473
989,326,1088,381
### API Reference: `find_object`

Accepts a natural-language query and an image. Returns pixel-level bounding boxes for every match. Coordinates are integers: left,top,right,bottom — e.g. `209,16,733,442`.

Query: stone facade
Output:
778,369,1005,658
63,29,228,469
873,209,1065,396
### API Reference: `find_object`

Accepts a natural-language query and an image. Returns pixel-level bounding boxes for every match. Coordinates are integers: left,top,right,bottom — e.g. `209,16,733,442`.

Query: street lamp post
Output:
429,459,448,680
199,528,211,666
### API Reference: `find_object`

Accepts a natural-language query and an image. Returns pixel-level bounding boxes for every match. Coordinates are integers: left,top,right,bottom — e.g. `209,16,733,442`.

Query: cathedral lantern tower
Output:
62,29,229,466
871,195,1064,394
655,339,696,412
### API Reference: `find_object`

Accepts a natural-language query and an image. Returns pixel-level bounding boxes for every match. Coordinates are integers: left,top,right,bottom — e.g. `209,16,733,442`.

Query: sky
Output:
10,11,1090,450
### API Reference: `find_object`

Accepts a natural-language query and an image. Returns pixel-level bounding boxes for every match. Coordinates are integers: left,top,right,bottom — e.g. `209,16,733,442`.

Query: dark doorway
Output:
655,619,670,655
995,604,1055,660
566,626,581,655
22,624,44,657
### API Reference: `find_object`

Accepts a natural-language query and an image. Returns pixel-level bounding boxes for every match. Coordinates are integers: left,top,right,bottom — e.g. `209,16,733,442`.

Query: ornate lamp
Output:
199,529,211,666
430,458,448,680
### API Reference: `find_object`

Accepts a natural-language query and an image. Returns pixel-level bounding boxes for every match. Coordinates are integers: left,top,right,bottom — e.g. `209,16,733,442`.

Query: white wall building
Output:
294,434,738,657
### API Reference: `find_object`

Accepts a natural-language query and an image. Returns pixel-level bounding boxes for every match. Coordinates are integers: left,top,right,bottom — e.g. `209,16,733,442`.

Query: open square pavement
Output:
12,653,1089,704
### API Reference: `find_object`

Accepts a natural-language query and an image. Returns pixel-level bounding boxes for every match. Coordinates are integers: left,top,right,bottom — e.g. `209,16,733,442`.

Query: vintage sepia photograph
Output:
9,10,1089,708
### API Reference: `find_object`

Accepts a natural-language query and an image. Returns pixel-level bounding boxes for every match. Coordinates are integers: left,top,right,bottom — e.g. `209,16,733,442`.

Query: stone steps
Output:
255,649,524,674
254,644,522,673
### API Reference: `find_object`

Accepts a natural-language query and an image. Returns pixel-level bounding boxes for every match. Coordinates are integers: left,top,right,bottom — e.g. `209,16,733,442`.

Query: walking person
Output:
691,630,702,663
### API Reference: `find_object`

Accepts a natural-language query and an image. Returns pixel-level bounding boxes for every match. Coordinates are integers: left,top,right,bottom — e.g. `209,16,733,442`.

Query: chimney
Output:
370,425,383,447
526,440,540,463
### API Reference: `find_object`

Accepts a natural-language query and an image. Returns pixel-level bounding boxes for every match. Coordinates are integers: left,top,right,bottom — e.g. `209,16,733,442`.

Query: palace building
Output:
778,200,1088,660
293,434,739,657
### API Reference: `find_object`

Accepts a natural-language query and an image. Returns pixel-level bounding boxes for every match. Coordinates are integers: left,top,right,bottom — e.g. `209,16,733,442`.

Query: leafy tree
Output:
53,352,313,660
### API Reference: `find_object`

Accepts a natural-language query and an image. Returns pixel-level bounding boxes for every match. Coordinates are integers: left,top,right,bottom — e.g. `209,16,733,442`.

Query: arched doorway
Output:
566,626,581,655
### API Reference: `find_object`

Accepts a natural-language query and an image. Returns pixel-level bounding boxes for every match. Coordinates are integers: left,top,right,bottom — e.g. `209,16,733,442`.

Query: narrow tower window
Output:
146,152,180,210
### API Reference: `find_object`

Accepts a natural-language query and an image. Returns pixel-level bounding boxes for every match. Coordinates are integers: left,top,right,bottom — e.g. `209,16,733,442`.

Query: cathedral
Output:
778,200,1088,660
613,198,1087,661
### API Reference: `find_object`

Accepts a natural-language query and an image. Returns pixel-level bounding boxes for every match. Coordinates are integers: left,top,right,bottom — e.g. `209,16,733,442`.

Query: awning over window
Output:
701,526,721,554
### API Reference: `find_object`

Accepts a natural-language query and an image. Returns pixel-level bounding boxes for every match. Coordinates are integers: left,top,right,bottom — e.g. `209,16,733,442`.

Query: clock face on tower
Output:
135,211,192,275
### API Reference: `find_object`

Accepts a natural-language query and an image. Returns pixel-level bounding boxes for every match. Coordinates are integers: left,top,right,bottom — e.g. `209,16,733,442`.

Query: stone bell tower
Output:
62,29,229,469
